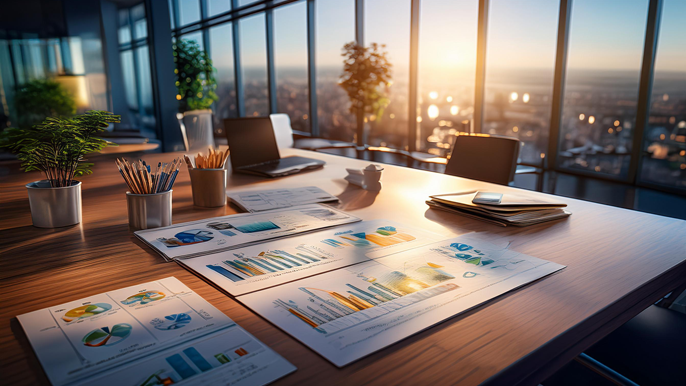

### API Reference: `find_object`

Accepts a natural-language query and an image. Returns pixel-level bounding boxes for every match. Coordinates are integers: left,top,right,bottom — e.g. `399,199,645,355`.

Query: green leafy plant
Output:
14,79,77,128
0,111,121,187
173,39,218,112
339,42,392,124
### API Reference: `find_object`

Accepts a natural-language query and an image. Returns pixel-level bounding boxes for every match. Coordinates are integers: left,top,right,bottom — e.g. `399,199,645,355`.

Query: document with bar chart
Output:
238,236,565,367
134,204,361,261
17,277,296,386
180,220,446,296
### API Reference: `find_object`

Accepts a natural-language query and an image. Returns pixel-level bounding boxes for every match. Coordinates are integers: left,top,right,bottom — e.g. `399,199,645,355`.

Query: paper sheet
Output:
238,236,565,367
180,220,448,296
18,277,296,386
135,204,361,261
227,186,339,213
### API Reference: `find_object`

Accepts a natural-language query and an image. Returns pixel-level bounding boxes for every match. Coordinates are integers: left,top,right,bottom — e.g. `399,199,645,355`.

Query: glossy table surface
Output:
1,148,685,386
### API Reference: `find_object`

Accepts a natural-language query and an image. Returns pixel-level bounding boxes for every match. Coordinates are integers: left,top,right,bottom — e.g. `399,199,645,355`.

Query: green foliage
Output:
14,79,77,128
173,39,218,112
0,111,121,187
339,42,392,121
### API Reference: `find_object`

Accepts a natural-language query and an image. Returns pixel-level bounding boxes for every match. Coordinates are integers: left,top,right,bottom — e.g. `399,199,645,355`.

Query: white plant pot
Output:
26,180,82,228
182,109,215,151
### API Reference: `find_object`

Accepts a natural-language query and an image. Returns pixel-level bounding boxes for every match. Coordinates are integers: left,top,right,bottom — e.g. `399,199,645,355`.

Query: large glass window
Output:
558,0,649,178
240,13,269,117
365,0,411,149
273,1,309,132
639,0,686,190
417,0,478,156
207,0,231,17
178,0,201,26
316,0,355,141
209,23,237,134
483,0,559,165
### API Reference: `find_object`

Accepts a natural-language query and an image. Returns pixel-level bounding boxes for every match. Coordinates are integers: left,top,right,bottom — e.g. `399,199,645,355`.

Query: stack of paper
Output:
227,186,339,213
427,191,571,227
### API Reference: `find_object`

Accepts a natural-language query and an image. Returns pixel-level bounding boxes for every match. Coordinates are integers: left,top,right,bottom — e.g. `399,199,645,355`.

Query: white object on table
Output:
345,164,384,191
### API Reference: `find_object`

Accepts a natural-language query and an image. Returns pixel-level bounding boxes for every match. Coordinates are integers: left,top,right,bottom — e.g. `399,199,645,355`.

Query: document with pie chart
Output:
17,277,295,386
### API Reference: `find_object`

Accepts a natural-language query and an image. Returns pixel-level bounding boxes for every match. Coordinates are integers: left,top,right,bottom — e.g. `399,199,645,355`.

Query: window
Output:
639,0,686,190
417,0,478,155
209,23,237,134
118,3,156,129
207,0,231,17
483,0,559,165
557,0,649,178
274,1,309,132
178,0,201,26
365,0,411,149
316,0,356,141
240,13,269,117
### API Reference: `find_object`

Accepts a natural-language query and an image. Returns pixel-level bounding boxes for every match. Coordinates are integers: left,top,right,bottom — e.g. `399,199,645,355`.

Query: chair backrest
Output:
269,113,294,149
444,134,520,185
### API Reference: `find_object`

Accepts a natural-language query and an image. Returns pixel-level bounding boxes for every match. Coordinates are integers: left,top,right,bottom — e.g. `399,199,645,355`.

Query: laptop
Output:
223,117,325,178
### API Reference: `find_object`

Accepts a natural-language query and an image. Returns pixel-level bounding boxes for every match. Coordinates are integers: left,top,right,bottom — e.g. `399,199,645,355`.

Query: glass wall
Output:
209,23,237,135
557,0,649,178
163,0,685,193
417,0,478,156
273,2,310,132
316,0,356,141
483,0,559,165
364,0,411,149
639,0,686,189
240,14,269,117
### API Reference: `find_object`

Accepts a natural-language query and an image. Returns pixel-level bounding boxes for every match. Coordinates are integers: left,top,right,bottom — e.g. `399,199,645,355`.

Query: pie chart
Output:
82,323,132,347
61,303,112,322
122,291,166,305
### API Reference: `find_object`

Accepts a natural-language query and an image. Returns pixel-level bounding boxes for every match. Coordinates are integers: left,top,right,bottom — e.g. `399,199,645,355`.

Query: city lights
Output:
416,117,423,123
510,92,518,102
446,96,453,102
663,93,669,101
608,128,613,134
512,126,519,133
614,120,620,126
428,104,439,120
450,105,459,115
523,93,530,103
579,113,585,120
588,116,596,124
429,91,438,100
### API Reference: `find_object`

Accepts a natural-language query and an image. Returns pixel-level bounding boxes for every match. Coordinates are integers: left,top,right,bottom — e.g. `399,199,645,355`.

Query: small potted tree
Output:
339,42,392,146
0,111,121,228
173,39,218,151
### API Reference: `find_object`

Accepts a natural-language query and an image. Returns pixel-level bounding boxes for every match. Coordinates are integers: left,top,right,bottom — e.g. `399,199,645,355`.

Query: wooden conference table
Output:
1,148,685,386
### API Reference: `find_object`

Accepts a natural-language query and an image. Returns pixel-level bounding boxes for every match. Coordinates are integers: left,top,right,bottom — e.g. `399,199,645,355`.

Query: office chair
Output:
444,134,520,185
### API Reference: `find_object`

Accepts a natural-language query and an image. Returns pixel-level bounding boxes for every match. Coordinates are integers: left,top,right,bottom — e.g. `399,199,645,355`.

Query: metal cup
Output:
126,190,173,231
189,168,227,207
26,180,82,228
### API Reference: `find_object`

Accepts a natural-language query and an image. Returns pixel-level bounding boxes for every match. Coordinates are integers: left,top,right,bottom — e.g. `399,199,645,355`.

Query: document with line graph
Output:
17,277,295,386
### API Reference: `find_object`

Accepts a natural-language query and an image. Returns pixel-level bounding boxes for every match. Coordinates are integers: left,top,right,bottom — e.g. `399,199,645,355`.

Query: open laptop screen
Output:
224,117,281,168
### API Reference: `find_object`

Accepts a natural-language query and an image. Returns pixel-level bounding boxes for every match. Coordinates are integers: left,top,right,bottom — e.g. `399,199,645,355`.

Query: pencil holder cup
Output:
126,190,173,231
189,168,227,208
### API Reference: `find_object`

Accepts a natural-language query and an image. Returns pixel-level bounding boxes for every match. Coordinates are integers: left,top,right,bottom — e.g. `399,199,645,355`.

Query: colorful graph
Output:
432,243,495,266
233,221,280,233
273,262,457,331
82,323,132,347
122,291,166,305
322,226,416,248
207,222,237,237
206,245,332,282
61,303,112,322
151,313,192,330
157,229,214,248
138,370,175,386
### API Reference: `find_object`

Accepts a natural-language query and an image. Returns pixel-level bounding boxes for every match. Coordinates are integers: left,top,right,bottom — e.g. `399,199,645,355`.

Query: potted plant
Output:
14,78,77,128
0,111,121,228
173,39,218,151
339,42,392,146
